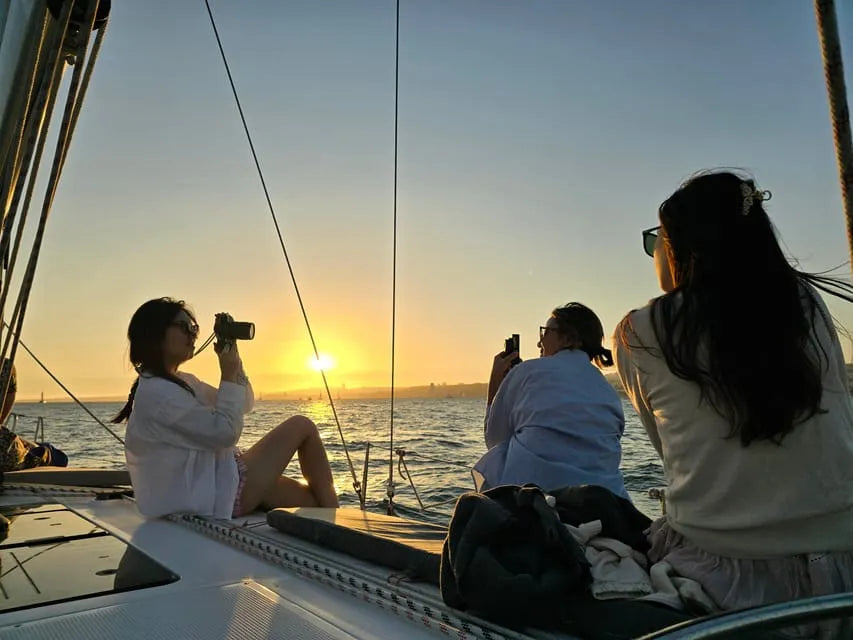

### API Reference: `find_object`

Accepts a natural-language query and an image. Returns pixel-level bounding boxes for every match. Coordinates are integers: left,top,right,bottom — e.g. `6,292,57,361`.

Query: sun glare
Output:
308,353,335,372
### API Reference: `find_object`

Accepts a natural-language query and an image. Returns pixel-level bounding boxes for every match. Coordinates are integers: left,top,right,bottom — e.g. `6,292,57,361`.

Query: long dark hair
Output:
111,297,196,423
620,170,853,446
552,302,614,368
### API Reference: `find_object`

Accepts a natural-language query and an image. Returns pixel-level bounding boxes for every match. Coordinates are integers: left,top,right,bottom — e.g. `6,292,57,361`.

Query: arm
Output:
149,341,247,450
484,349,518,436
812,291,849,387
182,362,254,414
150,379,246,450
487,350,517,405
484,364,519,449
240,366,255,413
614,317,663,458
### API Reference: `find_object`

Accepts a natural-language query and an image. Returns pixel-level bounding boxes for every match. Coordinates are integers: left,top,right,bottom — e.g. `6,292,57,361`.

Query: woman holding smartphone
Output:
475,302,628,498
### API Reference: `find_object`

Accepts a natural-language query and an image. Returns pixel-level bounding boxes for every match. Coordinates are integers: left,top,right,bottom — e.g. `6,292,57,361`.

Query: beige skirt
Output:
647,518,853,639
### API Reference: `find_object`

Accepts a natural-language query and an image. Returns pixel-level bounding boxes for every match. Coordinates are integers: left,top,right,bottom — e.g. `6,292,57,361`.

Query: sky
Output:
5,0,853,400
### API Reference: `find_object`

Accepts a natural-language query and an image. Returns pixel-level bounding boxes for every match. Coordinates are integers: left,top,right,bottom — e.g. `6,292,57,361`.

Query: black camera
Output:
504,334,521,366
214,312,255,341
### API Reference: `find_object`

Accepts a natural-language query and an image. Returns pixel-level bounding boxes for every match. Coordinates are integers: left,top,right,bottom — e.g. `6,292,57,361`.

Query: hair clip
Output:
741,183,772,216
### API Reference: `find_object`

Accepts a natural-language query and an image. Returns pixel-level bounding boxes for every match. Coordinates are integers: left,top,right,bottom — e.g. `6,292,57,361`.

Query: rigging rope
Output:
387,0,401,515
201,0,363,506
815,0,853,277
2,322,124,446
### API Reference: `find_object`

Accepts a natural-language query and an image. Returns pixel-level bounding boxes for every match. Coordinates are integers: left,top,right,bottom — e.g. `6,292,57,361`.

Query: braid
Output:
111,378,139,424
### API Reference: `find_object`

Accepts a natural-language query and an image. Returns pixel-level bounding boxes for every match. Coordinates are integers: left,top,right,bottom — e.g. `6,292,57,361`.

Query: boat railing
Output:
360,441,672,517
640,591,853,639
7,411,45,442
360,441,478,514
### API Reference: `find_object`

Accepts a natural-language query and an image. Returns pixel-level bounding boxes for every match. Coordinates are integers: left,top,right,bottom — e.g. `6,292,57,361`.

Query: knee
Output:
279,414,318,437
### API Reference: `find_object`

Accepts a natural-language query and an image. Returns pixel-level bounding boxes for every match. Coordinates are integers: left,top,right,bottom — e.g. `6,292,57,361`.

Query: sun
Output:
308,353,335,372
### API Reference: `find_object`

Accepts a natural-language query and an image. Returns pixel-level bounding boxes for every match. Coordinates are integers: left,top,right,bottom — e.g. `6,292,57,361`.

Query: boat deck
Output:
0,486,570,639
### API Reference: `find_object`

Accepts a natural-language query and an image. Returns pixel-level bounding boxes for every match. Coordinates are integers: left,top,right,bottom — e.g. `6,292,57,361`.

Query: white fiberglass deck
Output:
0,489,565,640
0,580,366,640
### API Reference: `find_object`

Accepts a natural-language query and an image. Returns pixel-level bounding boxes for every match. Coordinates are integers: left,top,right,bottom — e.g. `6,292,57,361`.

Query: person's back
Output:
615,170,853,631
476,302,628,498
618,290,853,557
483,350,626,496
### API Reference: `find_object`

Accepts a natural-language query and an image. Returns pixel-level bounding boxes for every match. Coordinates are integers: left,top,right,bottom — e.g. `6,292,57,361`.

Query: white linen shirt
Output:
474,349,628,498
125,371,254,519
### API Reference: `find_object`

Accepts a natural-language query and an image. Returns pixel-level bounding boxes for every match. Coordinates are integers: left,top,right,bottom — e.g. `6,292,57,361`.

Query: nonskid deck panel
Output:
0,580,360,640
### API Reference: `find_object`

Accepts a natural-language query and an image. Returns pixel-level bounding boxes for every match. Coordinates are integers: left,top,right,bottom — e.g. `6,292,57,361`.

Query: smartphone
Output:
504,334,521,366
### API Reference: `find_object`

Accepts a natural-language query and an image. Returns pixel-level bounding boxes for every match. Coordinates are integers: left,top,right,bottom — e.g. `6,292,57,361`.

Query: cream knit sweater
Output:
615,290,853,558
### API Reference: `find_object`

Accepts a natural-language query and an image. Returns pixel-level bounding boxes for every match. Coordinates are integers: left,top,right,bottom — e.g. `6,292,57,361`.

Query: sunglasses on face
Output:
539,326,557,340
642,225,661,258
171,319,199,337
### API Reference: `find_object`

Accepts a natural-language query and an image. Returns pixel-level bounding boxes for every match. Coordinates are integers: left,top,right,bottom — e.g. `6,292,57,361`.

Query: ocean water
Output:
8,398,664,523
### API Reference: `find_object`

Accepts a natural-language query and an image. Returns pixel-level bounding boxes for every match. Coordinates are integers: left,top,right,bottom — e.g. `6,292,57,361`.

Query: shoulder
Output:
513,351,593,378
508,357,552,380
616,302,655,347
799,281,831,323
177,371,204,390
135,375,194,409
138,374,190,393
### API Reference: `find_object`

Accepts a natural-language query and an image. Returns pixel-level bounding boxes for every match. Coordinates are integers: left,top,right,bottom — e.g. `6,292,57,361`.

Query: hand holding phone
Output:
504,334,521,366
488,334,522,404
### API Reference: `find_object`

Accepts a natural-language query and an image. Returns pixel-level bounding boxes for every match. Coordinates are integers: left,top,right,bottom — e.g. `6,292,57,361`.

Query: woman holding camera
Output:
475,302,628,498
113,297,338,519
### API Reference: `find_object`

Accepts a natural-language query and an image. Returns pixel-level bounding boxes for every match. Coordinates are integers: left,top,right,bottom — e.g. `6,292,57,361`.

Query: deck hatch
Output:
0,503,178,612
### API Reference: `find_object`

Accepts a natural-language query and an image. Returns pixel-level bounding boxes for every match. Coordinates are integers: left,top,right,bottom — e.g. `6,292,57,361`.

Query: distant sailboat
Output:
38,392,45,404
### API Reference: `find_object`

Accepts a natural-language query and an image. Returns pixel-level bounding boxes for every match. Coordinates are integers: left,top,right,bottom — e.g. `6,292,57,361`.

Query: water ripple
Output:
13,397,664,523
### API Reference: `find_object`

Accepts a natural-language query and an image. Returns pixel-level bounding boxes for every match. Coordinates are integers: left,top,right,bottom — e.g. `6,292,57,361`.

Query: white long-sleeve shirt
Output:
474,349,628,498
125,371,254,519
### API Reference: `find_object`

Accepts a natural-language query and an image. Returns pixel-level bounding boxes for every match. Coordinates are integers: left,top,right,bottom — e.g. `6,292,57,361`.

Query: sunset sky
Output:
8,0,853,401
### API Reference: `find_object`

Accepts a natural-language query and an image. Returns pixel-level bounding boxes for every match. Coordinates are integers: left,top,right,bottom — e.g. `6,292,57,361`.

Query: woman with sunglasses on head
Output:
474,302,628,499
113,297,338,519
615,170,853,622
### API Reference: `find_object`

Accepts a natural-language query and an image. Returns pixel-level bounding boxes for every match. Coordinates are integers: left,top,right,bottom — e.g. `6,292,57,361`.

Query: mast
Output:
0,0,109,399
814,0,853,275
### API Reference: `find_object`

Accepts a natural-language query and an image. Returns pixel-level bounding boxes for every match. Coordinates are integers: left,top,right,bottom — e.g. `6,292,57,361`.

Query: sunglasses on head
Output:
642,225,661,258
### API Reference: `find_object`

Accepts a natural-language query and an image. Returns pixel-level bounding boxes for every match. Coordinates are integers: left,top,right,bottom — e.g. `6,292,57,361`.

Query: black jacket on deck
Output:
440,484,590,628
551,484,652,553
439,483,654,630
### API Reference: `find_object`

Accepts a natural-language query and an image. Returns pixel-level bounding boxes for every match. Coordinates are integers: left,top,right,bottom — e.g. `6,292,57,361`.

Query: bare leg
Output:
238,415,339,512
259,476,317,509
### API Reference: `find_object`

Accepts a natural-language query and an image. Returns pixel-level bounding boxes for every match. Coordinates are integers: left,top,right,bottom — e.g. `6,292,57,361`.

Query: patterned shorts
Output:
232,449,249,518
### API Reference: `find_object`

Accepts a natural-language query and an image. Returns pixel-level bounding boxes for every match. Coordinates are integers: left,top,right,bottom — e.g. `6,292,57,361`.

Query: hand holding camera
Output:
213,312,254,382
213,313,255,343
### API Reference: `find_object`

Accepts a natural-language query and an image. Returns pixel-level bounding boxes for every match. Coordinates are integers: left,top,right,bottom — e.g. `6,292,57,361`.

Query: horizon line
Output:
16,380,495,404
14,372,629,403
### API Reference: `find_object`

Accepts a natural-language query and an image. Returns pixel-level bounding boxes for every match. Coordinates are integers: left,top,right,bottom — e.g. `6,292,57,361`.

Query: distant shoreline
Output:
18,365,853,404
18,382,492,404
16,373,631,403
